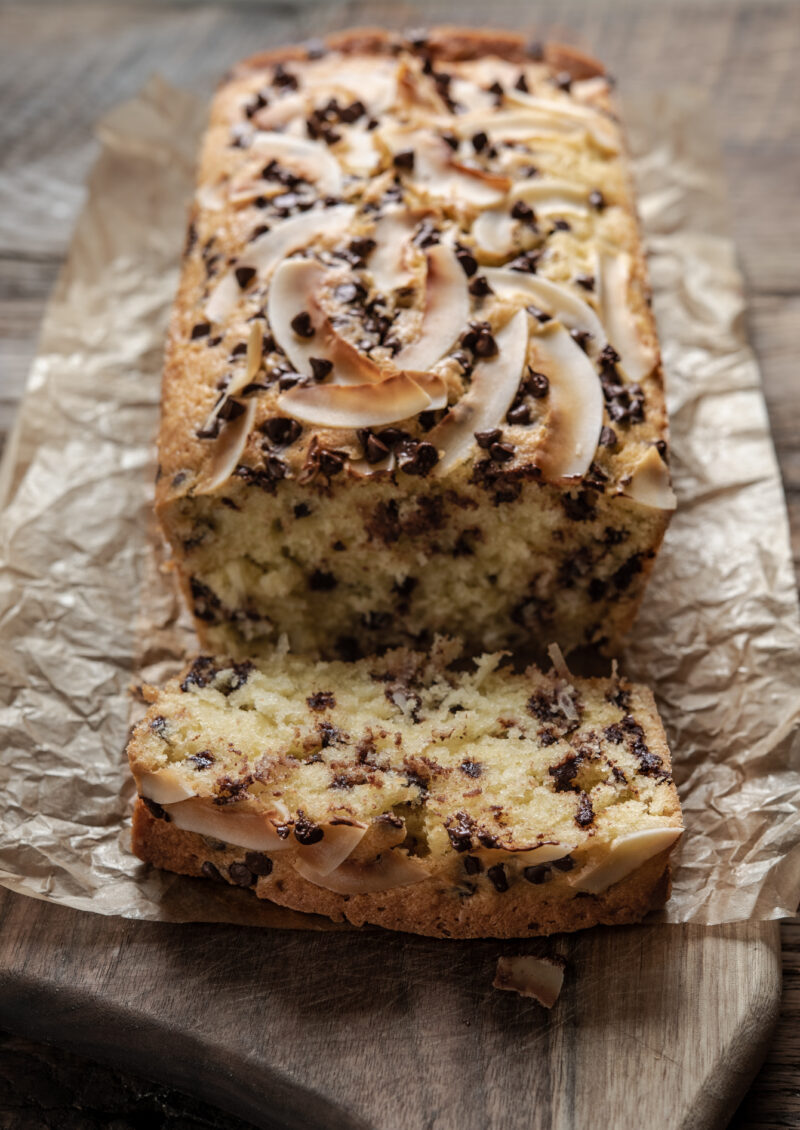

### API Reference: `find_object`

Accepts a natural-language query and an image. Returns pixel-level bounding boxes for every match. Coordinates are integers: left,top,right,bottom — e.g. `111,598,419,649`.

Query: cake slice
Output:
156,27,675,662
129,642,682,937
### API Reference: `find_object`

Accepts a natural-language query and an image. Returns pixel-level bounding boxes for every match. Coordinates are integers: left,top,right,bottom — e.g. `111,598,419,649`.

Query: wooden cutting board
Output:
0,886,781,1130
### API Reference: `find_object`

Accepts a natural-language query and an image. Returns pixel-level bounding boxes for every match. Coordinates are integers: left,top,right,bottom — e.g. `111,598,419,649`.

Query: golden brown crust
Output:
133,799,671,938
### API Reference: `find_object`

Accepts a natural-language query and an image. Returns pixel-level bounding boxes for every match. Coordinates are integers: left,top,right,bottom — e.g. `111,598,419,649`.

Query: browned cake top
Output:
158,28,673,512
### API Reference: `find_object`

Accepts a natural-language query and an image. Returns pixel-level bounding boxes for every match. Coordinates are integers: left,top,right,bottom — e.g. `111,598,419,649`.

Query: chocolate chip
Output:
489,441,515,463
523,864,551,885
230,342,248,359
599,426,618,448
446,812,475,852
357,429,391,464
398,441,439,477
309,570,337,591
510,200,536,224
471,130,489,153
340,99,366,123
526,369,550,398
575,273,595,291
589,189,606,210
514,73,530,93
613,553,643,592
551,219,571,232
655,439,669,462
509,249,542,274
335,281,367,304
319,448,347,476
469,275,493,297
200,861,224,882
294,503,311,518
272,63,299,91
506,403,531,426
307,690,336,711
442,131,459,150
294,812,324,845
393,149,415,171
235,265,256,288
570,328,592,353
244,851,274,876
308,357,333,382
141,796,170,822
348,236,376,265
455,246,478,277
526,305,551,326
413,219,440,248
217,398,246,421
488,81,504,99
475,428,502,450
250,224,269,242
190,322,211,340
464,854,482,875
291,311,315,338
261,417,302,446
487,863,509,892
187,751,215,770
576,792,594,827
228,862,255,887
473,329,497,358
554,71,573,92
460,760,483,778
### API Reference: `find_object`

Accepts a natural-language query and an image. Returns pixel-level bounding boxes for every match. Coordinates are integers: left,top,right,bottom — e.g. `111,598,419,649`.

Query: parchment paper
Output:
0,79,798,927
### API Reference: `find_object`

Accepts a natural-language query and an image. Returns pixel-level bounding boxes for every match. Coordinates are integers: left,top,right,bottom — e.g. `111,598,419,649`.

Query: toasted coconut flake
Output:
622,446,677,510
340,125,380,175
398,132,509,208
166,797,292,852
268,257,383,386
599,250,657,383
503,89,620,152
205,206,356,323
136,768,196,805
278,372,439,428
478,841,575,865
430,309,529,476
528,323,603,480
195,397,256,495
573,828,682,894
472,209,516,258
394,243,470,371
511,178,590,216
295,848,429,894
485,269,605,347
224,322,265,400
547,642,572,683
493,955,565,1008
294,820,368,876
250,131,343,195
368,206,420,295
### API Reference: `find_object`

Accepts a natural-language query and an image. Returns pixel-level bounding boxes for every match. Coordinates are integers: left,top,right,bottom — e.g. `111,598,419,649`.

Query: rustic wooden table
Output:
0,1,798,1126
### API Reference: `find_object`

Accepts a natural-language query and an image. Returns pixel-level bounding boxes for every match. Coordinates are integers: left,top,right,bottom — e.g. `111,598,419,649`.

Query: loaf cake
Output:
155,27,675,661
128,643,682,937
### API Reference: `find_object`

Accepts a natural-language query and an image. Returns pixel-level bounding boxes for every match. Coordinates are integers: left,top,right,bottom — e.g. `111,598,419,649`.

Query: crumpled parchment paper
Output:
0,78,798,927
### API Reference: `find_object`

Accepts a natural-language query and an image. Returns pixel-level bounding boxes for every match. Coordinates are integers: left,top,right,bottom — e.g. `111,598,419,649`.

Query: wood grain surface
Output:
0,2,798,1127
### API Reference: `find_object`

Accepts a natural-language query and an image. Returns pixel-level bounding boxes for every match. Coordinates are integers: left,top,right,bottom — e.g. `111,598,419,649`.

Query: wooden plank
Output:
0,2,797,1127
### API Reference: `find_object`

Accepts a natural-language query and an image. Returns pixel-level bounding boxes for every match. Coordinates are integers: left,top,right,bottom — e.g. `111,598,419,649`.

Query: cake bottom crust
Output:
133,801,671,939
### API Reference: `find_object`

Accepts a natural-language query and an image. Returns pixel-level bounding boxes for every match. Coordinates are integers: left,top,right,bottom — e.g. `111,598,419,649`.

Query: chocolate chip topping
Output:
294,811,324,845
290,310,315,338
234,265,256,288
487,863,509,892
475,428,503,450
471,130,488,153
398,441,439,477
190,322,211,340
357,429,391,464
261,416,302,446
469,275,493,297
309,357,333,382
599,425,618,448
589,188,606,210
393,149,415,171
510,200,537,225
455,246,478,277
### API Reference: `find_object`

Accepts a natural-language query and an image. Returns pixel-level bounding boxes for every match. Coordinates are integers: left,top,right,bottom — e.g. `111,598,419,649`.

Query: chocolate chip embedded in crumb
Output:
398,441,439,477
464,854,482,875
575,792,594,827
489,441,515,463
307,690,336,711
523,864,551,885
294,812,324,845
235,265,256,288
551,219,571,232
393,149,415,171
357,429,391,465
141,796,171,822
309,570,337,591
487,863,509,892
201,861,224,882
190,322,211,340
460,760,483,779
599,426,618,449
552,855,575,872
228,862,256,887
187,750,215,770
318,448,347,476
589,189,606,210
506,403,531,426
245,851,274,876
290,311,315,338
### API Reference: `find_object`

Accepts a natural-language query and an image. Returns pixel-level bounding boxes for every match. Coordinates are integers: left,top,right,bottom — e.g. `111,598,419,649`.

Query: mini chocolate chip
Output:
487,863,509,892
475,428,503,450
526,369,550,398
514,73,530,93
575,273,595,291
190,322,211,340
589,189,606,210
526,305,551,325
228,862,255,887
201,861,224,882
294,502,311,518
309,570,337,591
460,760,483,778
235,266,256,288
471,130,488,152
319,449,347,476
570,328,592,353
358,429,391,464
399,441,439,477
599,426,618,448
393,149,415,171
554,71,572,92
310,357,333,381
244,851,274,876
575,792,594,827
217,398,246,421
551,219,571,232
307,690,336,711
141,796,170,822
489,441,515,463
262,416,302,446
469,275,493,297
455,246,479,277
187,751,215,770
506,402,531,426
523,864,551,885
442,131,459,150
510,250,542,274
464,854,482,875
655,439,669,462
552,855,575,872
291,311,315,338
335,281,367,304
488,81,504,98
510,200,536,224
473,330,497,358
